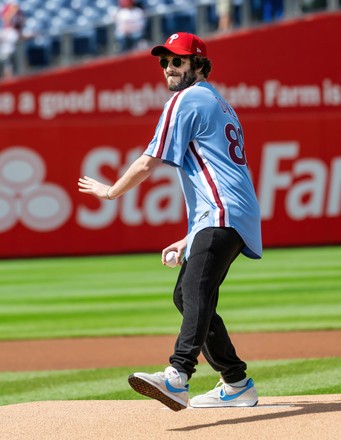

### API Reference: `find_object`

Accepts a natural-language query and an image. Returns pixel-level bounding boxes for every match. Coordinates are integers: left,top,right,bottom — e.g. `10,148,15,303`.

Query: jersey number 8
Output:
225,123,247,166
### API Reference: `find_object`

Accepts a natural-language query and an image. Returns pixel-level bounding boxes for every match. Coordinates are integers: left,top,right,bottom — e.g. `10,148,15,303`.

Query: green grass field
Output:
0,358,340,406
1,246,340,340
0,246,340,406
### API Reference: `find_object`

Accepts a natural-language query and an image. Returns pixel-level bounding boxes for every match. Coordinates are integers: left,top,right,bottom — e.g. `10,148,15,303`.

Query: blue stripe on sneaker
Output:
219,378,254,402
165,380,189,394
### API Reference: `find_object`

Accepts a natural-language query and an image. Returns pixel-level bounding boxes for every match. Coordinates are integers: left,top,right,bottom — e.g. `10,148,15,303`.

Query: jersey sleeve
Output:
144,88,200,167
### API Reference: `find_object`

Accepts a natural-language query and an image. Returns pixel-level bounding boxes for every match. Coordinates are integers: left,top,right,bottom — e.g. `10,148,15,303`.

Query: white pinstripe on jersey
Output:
188,139,229,227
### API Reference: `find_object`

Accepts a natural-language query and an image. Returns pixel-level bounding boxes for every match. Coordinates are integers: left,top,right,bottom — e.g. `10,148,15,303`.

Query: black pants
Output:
170,227,247,383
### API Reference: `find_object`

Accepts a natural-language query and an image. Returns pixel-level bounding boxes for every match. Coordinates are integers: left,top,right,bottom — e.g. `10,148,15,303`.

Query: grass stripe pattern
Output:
0,246,340,340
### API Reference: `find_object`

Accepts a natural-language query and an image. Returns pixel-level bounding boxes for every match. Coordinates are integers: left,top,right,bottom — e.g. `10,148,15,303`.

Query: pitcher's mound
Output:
0,395,340,440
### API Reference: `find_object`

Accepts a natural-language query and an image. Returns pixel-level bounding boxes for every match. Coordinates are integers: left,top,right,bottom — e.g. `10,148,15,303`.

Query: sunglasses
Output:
159,57,184,69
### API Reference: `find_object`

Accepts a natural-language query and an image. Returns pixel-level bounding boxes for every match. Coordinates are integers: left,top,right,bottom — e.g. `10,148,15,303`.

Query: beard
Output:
167,69,198,92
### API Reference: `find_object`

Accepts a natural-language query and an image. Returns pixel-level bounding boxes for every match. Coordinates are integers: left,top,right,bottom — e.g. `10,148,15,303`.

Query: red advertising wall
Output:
0,12,340,257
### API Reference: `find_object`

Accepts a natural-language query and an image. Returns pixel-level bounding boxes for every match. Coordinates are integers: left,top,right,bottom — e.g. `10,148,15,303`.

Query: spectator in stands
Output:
232,0,244,27
215,0,249,31
250,0,263,21
0,1,25,78
161,0,197,36
112,0,147,53
262,0,284,22
216,0,233,32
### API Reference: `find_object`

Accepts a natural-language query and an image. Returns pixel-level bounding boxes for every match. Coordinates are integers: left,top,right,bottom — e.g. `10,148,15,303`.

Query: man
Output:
78,32,262,412
113,0,146,53
0,1,25,78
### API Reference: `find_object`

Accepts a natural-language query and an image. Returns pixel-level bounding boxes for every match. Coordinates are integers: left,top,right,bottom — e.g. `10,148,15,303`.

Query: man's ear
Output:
196,66,204,76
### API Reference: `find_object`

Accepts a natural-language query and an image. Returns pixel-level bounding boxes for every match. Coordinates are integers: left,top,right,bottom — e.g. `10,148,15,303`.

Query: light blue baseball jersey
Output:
144,81,262,260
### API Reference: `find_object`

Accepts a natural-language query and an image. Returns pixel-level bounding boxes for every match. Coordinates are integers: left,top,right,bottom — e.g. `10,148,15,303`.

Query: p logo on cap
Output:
168,34,179,44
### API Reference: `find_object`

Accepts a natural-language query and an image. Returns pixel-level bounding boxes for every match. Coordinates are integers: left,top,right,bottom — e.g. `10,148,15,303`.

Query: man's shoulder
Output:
189,82,214,95
178,83,215,104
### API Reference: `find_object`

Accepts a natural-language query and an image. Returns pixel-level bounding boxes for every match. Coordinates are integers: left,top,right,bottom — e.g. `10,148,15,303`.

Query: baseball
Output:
165,251,177,268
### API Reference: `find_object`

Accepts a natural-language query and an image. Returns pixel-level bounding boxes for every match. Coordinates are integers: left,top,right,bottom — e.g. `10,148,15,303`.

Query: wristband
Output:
106,186,111,200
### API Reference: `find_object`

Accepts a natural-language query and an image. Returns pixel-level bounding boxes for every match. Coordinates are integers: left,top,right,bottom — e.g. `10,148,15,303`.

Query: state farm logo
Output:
258,142,340,220
0,147,72,233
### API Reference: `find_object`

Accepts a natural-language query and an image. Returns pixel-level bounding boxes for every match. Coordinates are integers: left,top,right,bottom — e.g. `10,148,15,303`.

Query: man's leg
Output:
201,312,247,383
170,227,245,380
128,227,255,411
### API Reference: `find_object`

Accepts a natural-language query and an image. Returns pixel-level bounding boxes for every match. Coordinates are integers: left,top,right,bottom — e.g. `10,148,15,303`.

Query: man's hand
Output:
162,237,187,266
78,176,110,199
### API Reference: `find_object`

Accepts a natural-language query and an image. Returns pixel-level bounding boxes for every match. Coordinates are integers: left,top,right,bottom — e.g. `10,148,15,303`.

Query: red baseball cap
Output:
151,32,207,58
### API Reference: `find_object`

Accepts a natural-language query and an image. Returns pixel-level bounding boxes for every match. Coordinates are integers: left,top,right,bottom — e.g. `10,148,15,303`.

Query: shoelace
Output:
156,370,178,380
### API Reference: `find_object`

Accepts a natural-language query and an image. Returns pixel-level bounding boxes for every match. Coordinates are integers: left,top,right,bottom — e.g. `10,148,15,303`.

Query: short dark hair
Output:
189,55,212,79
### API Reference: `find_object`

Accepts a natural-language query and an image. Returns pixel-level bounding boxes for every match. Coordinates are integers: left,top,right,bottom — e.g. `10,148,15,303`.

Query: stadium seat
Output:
95,25,109,52
72,29,97,56
11,0,299,74
25,37,52,67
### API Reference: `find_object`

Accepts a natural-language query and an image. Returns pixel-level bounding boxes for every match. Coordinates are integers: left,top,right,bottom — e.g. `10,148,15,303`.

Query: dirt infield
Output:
0,331,340,440
1,330,340,371
0,395,340,440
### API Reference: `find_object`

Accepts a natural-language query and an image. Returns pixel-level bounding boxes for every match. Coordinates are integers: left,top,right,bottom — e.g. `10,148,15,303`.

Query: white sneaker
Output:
190,378,258,408
128,366,189,411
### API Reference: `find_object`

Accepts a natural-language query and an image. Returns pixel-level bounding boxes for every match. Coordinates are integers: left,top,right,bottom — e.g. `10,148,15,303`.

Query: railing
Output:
10,0,341,78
